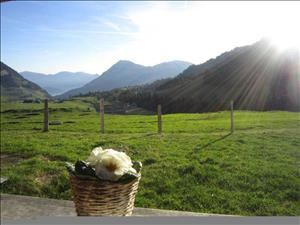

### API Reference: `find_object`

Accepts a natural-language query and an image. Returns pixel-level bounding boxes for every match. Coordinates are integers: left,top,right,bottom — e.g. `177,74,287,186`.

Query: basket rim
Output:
69,171,141,184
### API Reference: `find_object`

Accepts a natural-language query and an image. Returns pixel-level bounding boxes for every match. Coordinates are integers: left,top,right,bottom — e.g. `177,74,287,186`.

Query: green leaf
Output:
133,161,143,173
74,160,96,178
65,162,75,175
118,171,139,184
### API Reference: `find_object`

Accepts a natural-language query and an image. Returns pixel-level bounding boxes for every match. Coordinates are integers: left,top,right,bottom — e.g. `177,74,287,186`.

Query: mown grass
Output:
0,101,299,216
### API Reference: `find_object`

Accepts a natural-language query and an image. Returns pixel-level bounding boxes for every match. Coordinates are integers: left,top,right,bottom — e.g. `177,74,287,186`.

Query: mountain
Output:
1,62,50,101
58,60,192,99
20,71,98,96
118,40,300,112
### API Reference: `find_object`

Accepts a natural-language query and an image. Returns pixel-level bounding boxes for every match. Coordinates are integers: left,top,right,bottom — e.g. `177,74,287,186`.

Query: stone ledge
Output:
1,194,234,220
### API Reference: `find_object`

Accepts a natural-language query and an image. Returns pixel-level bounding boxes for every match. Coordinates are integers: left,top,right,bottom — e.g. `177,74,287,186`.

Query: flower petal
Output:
87,147,137,181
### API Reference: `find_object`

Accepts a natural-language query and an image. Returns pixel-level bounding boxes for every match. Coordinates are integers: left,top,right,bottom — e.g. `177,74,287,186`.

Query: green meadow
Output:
0,99,299,216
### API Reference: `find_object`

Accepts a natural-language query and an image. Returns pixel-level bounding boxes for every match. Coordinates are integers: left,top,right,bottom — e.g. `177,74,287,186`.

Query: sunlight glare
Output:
269,34,300,52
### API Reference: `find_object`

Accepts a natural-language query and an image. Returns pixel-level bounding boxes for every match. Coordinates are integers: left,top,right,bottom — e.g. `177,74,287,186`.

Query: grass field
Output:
0,97,97,112
0,100,299,216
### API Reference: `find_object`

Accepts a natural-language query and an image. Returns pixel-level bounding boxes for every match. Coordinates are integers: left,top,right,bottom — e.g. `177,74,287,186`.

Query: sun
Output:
268,33,300,52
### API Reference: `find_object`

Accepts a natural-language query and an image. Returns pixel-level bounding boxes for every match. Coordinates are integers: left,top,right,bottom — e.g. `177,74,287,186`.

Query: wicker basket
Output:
69,174,141,216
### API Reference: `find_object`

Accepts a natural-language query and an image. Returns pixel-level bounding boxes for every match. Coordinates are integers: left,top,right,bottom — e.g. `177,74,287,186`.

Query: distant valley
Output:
20,71,99,96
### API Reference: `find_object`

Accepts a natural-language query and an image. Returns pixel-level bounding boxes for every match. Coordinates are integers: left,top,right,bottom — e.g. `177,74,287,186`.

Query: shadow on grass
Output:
194,133,232,151
119,133,158,141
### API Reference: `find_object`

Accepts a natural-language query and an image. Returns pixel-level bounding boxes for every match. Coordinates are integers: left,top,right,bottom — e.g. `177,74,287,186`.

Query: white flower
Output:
86,147,103,166
87,147,136,181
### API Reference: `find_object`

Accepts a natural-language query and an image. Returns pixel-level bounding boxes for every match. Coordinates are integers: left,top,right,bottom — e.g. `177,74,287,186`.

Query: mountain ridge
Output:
116,40,300,112
58,60,192,99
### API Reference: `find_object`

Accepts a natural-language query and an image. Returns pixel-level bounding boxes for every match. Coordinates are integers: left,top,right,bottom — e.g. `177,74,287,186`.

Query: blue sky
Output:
1,1,300,74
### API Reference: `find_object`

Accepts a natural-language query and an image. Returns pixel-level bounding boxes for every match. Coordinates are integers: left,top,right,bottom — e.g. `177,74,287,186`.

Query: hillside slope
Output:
1,62,50,101
122,40,300,112
58,60,191,99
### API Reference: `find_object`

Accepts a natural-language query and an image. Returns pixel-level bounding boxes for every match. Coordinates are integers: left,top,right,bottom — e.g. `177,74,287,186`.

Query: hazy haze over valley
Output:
20,71,99,95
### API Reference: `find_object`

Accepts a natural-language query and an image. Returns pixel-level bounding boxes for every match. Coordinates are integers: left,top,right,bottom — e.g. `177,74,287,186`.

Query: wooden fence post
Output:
100,98,104,134
230,100,234,133
157,104,162,134
43,99,49,132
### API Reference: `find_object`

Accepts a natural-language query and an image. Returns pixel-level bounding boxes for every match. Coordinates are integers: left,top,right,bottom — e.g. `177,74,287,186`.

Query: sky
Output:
1,1,300,74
